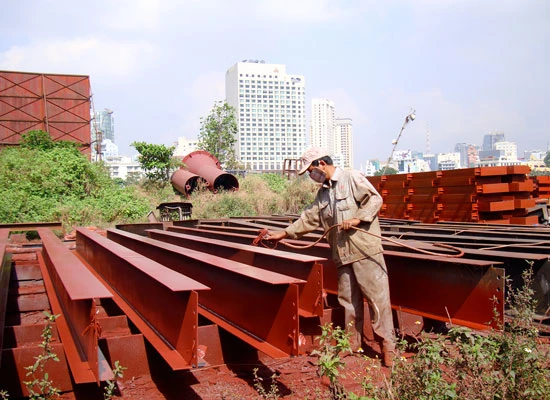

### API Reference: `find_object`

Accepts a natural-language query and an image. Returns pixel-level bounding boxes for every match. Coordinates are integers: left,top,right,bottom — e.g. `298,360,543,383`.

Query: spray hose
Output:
253,224,465,258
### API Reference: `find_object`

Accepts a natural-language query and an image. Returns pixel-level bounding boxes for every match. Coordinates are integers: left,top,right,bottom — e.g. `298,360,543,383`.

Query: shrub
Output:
189,174,317,219
350,267,550,400
0,134,151,231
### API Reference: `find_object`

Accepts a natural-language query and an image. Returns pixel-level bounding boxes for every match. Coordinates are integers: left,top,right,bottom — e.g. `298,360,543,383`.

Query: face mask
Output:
308,167,327,184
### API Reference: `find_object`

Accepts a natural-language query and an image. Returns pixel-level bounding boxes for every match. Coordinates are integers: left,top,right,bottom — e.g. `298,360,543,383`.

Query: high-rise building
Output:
454,142,479,168
495,141,518,160
335,117,353,169
92,108,115,142
482,131,505,151
311,98,335,152
225,60,307,171
437,152,461,170
311,99,353,169
91,108,115,160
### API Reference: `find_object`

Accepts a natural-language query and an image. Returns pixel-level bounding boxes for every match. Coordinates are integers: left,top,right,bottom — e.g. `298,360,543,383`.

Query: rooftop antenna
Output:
381,109,416,175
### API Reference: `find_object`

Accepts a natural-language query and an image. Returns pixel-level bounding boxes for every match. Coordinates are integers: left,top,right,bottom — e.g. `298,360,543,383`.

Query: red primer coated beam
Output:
106,228,303,357
166,226,504,330
146,228,325,317
0,229,12,367
37,228,113,384
76,228,208,370
385,253,504,330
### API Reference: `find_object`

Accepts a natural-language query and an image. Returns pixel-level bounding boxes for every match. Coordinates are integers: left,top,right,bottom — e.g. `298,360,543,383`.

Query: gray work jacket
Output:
285,168,384,267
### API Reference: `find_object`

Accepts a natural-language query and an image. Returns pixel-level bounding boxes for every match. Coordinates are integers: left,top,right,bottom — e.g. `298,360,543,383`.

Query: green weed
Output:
23,312,61,399
252,367,281,399
310,322,354,399
103,360,126,400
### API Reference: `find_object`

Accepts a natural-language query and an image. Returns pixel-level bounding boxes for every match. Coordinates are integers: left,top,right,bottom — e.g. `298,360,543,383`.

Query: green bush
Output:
0,132,151,231
348,267,550,400
258,173,289,193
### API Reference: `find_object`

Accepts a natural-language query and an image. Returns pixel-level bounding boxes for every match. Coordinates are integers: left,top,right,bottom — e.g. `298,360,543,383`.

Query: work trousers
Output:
337,253,395,353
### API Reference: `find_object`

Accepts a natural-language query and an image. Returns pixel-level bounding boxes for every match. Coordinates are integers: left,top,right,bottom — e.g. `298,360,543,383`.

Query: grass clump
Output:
0,131,317,228
189,173,317,219
0,133,150,231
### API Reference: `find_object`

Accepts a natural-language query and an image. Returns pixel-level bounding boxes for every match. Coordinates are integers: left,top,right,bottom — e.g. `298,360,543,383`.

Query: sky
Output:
1,0,549,168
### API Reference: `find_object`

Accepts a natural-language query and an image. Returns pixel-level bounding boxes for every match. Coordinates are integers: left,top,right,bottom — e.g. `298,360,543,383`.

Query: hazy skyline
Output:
1,1,548,168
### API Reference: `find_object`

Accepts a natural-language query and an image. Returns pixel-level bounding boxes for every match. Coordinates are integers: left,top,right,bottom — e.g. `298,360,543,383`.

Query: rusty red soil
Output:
56,352,392,400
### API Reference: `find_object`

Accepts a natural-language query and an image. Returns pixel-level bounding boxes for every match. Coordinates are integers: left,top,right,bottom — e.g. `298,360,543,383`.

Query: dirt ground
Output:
106,351,389,400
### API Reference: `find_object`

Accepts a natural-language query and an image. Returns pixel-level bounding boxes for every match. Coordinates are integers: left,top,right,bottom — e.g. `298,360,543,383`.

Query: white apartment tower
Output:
311,98,354,169
311,98,335,152
225,60,307,171
335,117,353,169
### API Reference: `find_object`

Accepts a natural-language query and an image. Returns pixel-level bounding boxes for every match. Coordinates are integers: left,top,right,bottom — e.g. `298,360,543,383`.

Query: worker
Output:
265,147,396,367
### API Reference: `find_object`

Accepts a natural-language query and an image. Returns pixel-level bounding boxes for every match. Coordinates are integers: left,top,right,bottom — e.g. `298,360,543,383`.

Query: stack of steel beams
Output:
532,175,550,201
368,166,538,224
2,217,548,395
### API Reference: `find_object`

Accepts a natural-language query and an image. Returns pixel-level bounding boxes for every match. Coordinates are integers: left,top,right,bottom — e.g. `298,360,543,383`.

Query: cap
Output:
298,147,329,175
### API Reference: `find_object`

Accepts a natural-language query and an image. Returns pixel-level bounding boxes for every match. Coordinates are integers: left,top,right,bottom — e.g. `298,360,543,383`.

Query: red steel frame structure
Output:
0,70,92,157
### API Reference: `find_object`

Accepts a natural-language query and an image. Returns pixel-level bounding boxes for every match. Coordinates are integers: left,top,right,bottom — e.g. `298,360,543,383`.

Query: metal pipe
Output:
182,151,239,192
171,168,207,196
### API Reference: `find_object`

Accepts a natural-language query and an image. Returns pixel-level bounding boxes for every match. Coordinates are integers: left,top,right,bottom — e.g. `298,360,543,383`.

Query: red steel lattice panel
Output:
0,70,91,156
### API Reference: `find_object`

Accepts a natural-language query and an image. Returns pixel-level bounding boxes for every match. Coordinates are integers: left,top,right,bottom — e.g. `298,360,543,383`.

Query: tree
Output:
544,151,550,167
197,101,237,167
132,141,179,184
375,167,398,176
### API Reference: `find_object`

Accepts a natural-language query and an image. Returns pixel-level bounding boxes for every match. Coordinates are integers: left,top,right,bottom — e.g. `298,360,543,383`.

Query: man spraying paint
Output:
265,147,396,367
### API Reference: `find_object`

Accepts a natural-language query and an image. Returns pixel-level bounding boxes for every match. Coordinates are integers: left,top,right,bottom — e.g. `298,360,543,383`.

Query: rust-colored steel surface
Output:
37,228,113,383
2,342,73,397
369,166,544,224
181,150,239,192
384,252,504,330
164,224,505,330
532,175,550,200
170,168,208,197
105,228,303,357
1,228,76,397
146,228,325,317
75,228,209,370
0,229,11,366
0,70,92,156
378,223,550,314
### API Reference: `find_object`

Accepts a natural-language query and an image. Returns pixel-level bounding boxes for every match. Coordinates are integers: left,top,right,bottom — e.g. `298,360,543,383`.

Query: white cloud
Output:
0,37,159,80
